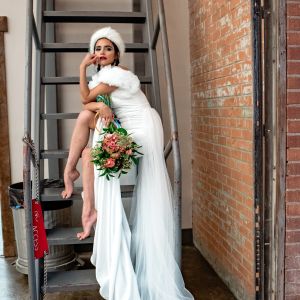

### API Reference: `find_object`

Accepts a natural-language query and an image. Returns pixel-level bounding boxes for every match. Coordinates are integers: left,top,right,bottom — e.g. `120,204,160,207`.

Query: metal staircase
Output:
23,0,181,299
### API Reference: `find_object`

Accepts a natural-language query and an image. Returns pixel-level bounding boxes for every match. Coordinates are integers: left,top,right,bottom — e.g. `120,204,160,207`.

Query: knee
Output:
78,110,94,125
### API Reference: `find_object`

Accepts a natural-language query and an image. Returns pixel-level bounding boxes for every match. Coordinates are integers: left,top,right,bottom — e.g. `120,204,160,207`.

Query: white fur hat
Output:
89,27,125,57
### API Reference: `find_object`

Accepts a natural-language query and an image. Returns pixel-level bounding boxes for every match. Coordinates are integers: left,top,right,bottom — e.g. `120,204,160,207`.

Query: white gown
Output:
88,65,194,300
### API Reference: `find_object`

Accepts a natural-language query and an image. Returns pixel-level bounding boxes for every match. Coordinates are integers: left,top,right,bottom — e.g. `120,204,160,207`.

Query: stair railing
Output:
152,0,182,265
24,0,39,299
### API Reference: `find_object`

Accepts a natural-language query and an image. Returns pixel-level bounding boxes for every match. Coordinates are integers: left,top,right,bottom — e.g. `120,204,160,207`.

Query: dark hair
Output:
95,39,120,71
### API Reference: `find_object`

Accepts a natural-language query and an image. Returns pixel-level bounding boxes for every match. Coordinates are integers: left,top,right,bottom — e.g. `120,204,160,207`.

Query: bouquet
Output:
92,96,143,180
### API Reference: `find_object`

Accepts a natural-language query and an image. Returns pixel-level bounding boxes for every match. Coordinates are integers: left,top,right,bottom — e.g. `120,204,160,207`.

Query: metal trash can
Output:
9,179,76,274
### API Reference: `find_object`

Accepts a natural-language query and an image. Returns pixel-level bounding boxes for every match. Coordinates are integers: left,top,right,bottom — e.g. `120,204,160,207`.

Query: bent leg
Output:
77,147,97,240
62,110,95,199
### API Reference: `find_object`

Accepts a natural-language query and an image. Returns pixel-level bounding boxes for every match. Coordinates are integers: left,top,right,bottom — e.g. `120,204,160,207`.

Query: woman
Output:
62,27,194,300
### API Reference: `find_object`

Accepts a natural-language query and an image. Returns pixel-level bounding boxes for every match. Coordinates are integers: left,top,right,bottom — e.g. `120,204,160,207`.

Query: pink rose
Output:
111,153,120,159
104,158,115,168
126,149,132,155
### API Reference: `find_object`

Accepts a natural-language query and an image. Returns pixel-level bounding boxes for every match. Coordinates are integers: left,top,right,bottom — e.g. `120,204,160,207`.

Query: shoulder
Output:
118,65,129,71
97,66,140,93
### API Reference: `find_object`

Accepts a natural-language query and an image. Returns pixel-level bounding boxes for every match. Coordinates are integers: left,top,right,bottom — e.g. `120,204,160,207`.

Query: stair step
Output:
41,185,134,202
43,11,146,23
45,269,98,293
41,113,79,120
41,149,69,159
42,42,148,53
47,227,94,245
42,76,152,85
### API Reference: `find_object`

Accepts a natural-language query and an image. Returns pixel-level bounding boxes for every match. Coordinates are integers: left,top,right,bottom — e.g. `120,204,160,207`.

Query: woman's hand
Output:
80,53,98,68
96,103,114,126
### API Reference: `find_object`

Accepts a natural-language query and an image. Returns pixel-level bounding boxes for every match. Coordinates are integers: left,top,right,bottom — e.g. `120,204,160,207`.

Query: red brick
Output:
286,217,300,230
288,46,300,60
287,106,300,119
288,61,300,75
288,18,300,31
288,148,300,161
287,175,300,189
287,135,300,148
287,190,300,202
286,256,300,269
191,1,254,299
286,231,300,243
287,91,300,105
287,203,300,216
288,120,300,133
288,162,300,175
286,243,300,256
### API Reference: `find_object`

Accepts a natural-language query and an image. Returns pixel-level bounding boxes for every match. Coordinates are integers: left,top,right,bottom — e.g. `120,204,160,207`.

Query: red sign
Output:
32,200,48,259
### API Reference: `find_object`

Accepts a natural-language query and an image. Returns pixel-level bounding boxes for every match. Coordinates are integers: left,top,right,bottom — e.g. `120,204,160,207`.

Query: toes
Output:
77,232,89,240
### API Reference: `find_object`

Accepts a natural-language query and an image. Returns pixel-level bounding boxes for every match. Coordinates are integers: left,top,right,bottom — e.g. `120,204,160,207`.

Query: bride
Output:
61,27,194,300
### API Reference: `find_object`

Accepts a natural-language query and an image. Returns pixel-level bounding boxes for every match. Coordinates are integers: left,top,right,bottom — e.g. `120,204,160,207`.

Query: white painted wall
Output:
0,0,191,228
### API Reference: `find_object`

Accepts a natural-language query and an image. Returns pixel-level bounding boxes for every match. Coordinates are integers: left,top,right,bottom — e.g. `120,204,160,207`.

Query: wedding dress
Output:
89,65,194,300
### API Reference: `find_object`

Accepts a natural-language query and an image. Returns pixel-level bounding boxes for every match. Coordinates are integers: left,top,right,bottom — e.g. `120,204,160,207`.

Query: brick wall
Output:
285,1,300,298
189,1,255,299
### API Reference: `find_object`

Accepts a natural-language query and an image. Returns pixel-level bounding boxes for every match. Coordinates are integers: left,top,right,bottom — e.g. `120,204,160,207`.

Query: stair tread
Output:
42,42,148,53
47,227,94,245
41,185,134,201
42,75,152,85
41,149,69,158
43,11,146,23
45,269,98,292
41,113,79,120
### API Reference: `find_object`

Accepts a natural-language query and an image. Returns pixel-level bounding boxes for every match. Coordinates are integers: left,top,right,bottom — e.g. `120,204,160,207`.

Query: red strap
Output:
32,200,48,259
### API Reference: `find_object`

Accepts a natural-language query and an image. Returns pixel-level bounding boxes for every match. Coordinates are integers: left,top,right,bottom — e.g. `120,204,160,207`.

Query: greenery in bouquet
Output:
91,121,143,180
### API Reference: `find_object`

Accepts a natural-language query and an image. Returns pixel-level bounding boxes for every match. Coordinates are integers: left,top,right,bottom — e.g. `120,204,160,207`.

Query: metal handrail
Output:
155,0,182,265
24,0,38,299
32,16,41,50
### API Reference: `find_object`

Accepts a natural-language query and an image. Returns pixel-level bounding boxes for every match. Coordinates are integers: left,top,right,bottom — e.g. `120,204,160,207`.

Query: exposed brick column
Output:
189,1,255,299
285,1,300,298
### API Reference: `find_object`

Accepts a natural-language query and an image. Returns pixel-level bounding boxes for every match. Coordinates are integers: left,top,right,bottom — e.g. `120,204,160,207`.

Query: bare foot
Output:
77,208,97,240
61,169,80,199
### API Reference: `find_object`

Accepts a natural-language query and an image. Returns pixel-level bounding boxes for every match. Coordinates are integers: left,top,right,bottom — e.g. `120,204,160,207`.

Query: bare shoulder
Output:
118,65,129,71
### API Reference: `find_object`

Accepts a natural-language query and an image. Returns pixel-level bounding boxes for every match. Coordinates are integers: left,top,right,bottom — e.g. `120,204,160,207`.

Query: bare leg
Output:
77,147,97,240
61,110,95,199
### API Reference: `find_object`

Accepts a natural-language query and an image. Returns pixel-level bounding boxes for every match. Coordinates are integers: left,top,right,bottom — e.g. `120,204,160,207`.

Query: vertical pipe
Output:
157,0,182,266
33,1,43,297
251,0,264,299
24,0,37,299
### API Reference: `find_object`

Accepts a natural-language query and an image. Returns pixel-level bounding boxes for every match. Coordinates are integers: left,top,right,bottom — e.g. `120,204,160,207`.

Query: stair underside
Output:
45,269,98,293
43,11,146,23
41,185,134,201
42,43,148,53
41,76,152,85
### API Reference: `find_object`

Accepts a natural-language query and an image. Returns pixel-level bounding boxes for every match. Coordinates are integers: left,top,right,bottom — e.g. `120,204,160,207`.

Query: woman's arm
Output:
82,81,117,104
79,54,117,104
83,102,114,125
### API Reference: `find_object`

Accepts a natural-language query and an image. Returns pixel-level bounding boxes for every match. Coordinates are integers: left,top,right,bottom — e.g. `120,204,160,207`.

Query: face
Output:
94,38,118,67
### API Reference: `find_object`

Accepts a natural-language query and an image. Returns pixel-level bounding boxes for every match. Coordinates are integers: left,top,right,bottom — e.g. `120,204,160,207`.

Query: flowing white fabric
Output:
90,65,194,300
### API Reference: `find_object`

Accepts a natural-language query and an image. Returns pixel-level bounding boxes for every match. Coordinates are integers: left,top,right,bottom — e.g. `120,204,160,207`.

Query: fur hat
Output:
89,27,125,57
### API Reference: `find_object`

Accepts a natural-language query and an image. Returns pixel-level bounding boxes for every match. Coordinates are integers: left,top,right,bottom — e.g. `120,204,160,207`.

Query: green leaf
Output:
131,156,138,165
117,128,128,135
134,150,143,155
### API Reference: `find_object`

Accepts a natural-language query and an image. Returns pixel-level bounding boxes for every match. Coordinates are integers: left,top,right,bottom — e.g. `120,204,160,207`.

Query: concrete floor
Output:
0,246,236,300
